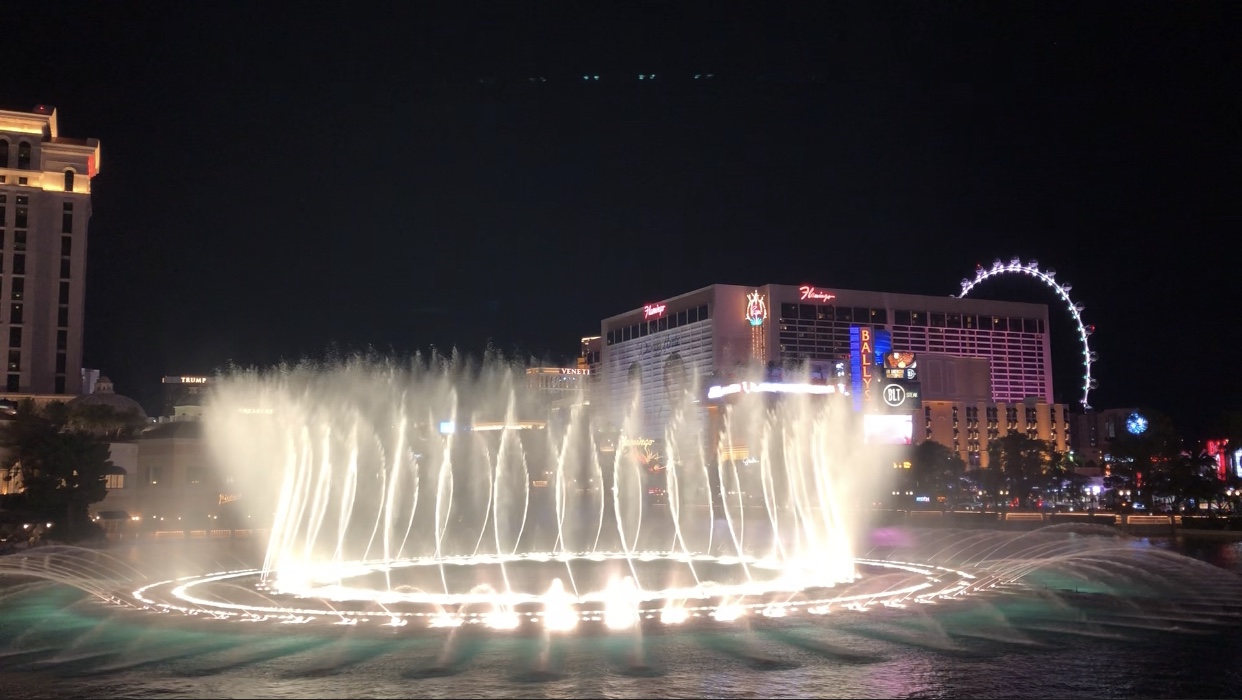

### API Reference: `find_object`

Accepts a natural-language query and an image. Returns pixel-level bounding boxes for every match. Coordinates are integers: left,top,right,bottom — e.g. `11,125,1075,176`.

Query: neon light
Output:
850,326,874,412
745,291,768,327
706,381,840,400
1126,413,1148,435
873,329,891,372
218,493,241,506
957,258,1096,408
643,303,666,319
799,286,836,302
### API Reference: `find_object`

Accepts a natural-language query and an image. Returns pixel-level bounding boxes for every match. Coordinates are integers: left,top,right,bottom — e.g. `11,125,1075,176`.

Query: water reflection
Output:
0,531,1240,699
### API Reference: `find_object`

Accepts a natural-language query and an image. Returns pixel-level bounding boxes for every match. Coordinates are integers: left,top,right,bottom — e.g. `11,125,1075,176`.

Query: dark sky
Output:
7,3,1238,433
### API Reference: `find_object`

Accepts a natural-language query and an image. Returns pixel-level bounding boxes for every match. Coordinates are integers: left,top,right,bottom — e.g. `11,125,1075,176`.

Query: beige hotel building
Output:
0,105,99,395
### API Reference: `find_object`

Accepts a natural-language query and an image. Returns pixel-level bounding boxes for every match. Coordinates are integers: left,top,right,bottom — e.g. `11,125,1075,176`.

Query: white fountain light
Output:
114,358,987,631
604,576,641,631
542,579,578,632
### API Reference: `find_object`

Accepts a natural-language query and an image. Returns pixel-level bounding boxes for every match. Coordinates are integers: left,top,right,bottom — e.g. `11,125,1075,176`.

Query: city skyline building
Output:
600,283,1057,440
0,105,100,395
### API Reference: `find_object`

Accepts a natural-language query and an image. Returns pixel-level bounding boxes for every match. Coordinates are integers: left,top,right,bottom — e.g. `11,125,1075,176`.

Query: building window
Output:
64,170,75,193
105,474,125,490
6,374,19,392
58,307,69,326
9,304,21,324
15,206,27,229
7,351,19,371
16,142,31,170
9,277,21,300
62,211,73,234
59,282,70,304
0,140,7,168
55,352,66,373
14,231,25,251
57,329,67,350
61,236,72,256
60,259,71,279
8,327,20,348
54,376,65,394
12,254,23,275
148,467,163,486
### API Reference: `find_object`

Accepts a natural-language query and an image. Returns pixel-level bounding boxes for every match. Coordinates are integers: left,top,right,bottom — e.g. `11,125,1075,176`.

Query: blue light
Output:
1125,413,1148,435
439,421,455,435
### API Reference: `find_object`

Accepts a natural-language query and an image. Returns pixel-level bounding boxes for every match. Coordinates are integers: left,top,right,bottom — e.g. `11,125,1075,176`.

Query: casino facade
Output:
599,283,1068,465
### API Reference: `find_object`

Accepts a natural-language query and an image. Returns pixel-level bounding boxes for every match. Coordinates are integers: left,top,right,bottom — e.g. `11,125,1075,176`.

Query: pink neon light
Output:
643,303,667,319
799,286,835,302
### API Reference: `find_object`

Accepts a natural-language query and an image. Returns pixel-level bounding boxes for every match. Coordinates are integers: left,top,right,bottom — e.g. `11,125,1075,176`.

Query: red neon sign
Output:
643,303,667,319
799,286,836,302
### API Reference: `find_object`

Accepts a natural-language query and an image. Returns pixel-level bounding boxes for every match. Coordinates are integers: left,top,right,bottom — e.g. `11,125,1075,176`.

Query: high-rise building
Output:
0,105,100,395
600,283,1057,438
159,375,211,420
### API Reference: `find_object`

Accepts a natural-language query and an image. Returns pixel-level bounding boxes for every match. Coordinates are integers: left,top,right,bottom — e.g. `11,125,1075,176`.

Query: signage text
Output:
799,286,836,302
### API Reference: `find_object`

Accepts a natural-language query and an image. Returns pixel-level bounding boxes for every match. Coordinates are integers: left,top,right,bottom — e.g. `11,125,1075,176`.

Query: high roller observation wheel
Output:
953,257,1097,409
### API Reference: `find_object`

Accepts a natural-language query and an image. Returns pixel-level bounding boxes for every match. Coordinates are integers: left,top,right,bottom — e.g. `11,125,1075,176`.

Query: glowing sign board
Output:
745,291,768,327
850,326,875,411
799,286,836,302
643,303,666,319
863,414,913,445
874,329,892,372
884,352,918,380
706,381,842,400
880,380,922,410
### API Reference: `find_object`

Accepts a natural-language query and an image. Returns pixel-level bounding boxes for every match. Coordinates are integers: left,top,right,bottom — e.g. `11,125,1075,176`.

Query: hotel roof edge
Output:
603,282,1051,324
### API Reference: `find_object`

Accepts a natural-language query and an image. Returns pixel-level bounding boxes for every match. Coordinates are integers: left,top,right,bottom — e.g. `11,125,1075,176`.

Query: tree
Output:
908,440,968,501
1039,450,1085,505
1108,410,1182,510
0,408,115,540
1150,451,1223,512
986,433,1055,506
66,403,145,440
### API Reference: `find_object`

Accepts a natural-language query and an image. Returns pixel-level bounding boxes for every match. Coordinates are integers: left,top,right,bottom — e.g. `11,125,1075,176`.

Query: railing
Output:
122,529,269,541
876,510,1197,529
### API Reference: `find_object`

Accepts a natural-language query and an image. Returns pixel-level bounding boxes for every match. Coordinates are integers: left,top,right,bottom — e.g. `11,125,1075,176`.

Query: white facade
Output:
0,106,100,395
602,283,1056,437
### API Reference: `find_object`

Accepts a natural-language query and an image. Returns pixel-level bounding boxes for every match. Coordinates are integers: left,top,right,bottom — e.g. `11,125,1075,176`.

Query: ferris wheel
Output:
954,257,1096,409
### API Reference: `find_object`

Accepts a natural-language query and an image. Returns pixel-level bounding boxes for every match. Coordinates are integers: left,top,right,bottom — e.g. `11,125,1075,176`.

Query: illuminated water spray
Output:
200,356,881,626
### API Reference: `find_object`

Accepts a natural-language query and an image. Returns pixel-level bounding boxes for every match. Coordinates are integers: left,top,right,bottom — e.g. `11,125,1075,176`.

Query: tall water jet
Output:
202,354,879,622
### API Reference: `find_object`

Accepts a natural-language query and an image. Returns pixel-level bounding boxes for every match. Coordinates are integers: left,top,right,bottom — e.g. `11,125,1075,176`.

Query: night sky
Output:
7,3,1237,433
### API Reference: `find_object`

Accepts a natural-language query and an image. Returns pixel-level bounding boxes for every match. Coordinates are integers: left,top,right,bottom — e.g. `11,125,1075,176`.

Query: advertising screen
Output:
864,414,913,445
884,352,918,380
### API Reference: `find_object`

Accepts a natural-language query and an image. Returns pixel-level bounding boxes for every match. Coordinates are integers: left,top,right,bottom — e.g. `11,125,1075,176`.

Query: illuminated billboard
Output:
879,380,922,411
884,352,918,380
864,414,913,445
849,326,875,411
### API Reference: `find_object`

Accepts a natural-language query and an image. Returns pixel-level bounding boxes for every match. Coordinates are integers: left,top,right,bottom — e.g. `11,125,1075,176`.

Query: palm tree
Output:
909,440,967,502
985,433,1055,506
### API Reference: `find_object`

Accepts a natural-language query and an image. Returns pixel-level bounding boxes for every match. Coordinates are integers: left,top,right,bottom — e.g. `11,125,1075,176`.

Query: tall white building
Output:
0,105,100,395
